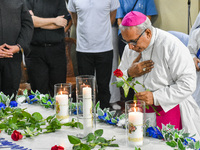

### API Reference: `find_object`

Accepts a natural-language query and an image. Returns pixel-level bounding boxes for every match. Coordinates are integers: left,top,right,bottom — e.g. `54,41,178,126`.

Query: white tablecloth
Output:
1,104,173,150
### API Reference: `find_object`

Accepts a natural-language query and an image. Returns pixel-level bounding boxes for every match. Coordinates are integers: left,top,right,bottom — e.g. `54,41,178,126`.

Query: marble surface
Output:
1,104,173,150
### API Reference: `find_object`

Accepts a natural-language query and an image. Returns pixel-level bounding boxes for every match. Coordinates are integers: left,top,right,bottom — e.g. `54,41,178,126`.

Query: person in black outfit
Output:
0,0,33,97
25,0,69,96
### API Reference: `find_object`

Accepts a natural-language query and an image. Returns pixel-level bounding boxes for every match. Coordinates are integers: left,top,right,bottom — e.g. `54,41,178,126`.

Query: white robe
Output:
119,27,200,140
187,28,200,107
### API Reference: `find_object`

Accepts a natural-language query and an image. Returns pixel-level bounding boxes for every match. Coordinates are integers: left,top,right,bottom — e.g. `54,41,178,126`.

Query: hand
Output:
55,15,67,27
135,91,154,105
29,10,34,16
4,44,20,54
128,53,154,78
193,57,200,71
0,44,13,58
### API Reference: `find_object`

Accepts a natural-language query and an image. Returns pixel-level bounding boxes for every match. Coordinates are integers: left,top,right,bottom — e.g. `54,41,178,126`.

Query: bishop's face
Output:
121,27,152,53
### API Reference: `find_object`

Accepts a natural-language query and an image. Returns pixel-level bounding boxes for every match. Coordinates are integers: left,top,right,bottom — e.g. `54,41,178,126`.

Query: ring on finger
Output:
143,68,146,72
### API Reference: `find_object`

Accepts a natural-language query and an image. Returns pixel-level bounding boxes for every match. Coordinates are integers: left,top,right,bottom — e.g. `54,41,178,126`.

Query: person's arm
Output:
117,18,122,26
187,29,200,71
110,9,117,25
69,11,77,27
30,11,67,29
16,2,34,56
65,19,73,33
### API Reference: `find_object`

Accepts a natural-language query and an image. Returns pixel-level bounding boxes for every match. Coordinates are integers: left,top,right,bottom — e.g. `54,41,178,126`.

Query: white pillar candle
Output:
83,118,93,136
83,86,92,118
128,111,143,146
82,86,93,136
55,94,69,122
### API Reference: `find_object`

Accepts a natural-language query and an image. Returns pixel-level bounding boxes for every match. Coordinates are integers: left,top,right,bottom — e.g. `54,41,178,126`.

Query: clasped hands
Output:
128,53,155,105
0,43,20,58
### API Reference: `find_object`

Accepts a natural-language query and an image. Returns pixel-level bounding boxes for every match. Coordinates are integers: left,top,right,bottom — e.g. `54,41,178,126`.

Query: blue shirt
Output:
116,0,158,34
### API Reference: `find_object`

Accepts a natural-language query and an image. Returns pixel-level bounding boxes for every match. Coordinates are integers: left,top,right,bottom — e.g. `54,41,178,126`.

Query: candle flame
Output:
134,102,137,112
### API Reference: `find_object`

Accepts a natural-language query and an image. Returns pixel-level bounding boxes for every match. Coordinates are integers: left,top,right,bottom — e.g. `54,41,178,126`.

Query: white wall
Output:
153,0,200,34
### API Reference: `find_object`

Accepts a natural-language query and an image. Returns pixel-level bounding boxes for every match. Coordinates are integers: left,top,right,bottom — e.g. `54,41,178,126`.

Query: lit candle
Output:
128,107,143,146
55,93,69,123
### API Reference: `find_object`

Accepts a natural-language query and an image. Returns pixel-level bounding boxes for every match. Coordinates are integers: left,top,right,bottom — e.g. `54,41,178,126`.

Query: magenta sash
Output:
146,105,182,130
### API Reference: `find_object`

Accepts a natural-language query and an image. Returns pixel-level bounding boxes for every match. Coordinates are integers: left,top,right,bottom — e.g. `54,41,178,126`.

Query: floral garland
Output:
1,91,200,150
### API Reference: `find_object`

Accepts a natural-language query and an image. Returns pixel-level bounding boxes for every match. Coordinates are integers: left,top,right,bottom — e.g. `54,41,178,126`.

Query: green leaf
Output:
195,141,200,149
86,133,95,142
111,118,118,124
177,139,185,150
94,129,103,137
32,112,43,121
0,123,7,129
127,77,133,82
116,81,124,87
166,141,177,147
97,108,104,116
80,143,91,150
96,137,106,143
119,113,125,120
123,84,129,98
108,144,119,147
95,101,100,110
75,122,83,129
9,123,18,130
68,135,81,144
174,133,179,139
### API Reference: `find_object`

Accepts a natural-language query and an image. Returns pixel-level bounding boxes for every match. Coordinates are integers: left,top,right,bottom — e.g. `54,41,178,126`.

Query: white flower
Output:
117,118,125,127
39,94,46,99
16,96,26,104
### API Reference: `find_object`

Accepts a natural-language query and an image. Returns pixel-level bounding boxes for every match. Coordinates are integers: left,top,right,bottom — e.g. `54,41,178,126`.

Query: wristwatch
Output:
17,44,23,53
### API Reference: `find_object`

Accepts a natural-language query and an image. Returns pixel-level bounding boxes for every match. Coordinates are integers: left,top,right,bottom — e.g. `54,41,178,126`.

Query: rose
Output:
113,69,123,77
11,130,23,141
51,145,64,150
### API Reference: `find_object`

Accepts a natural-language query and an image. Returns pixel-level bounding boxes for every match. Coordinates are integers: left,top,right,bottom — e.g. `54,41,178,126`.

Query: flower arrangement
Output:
97,101,125,126
0,107,83,140
113,69,160,115
0,92,18,109
16,89,55,108
146,124,200,150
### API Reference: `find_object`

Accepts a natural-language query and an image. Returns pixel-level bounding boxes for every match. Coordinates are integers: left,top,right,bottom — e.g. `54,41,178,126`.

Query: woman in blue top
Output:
116,0,158,58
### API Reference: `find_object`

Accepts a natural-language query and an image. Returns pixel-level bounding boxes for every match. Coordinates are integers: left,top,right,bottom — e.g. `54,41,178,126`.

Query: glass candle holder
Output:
76,75,96,137
125,100,145,147
54,83,72,123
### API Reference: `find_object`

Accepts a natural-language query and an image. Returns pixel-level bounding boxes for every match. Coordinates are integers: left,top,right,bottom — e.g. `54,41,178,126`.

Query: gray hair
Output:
119,17,152,34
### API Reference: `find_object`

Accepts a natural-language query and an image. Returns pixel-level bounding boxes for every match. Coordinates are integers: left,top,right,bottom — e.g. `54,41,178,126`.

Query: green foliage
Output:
0,92,14,107
161,124,200,150
68,129,119,150
0,107,83,137
17,89,55,108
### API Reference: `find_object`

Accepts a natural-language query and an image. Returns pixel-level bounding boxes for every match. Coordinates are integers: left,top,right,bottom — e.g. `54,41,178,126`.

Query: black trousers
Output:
25,42,67,97
0,53,22,97
77,50,113,109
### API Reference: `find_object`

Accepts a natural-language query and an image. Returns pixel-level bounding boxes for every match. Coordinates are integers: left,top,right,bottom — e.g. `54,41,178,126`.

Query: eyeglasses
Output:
121,29,147,46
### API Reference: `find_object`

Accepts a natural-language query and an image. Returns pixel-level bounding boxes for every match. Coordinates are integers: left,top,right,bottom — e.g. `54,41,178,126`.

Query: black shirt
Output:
25,0,69,45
